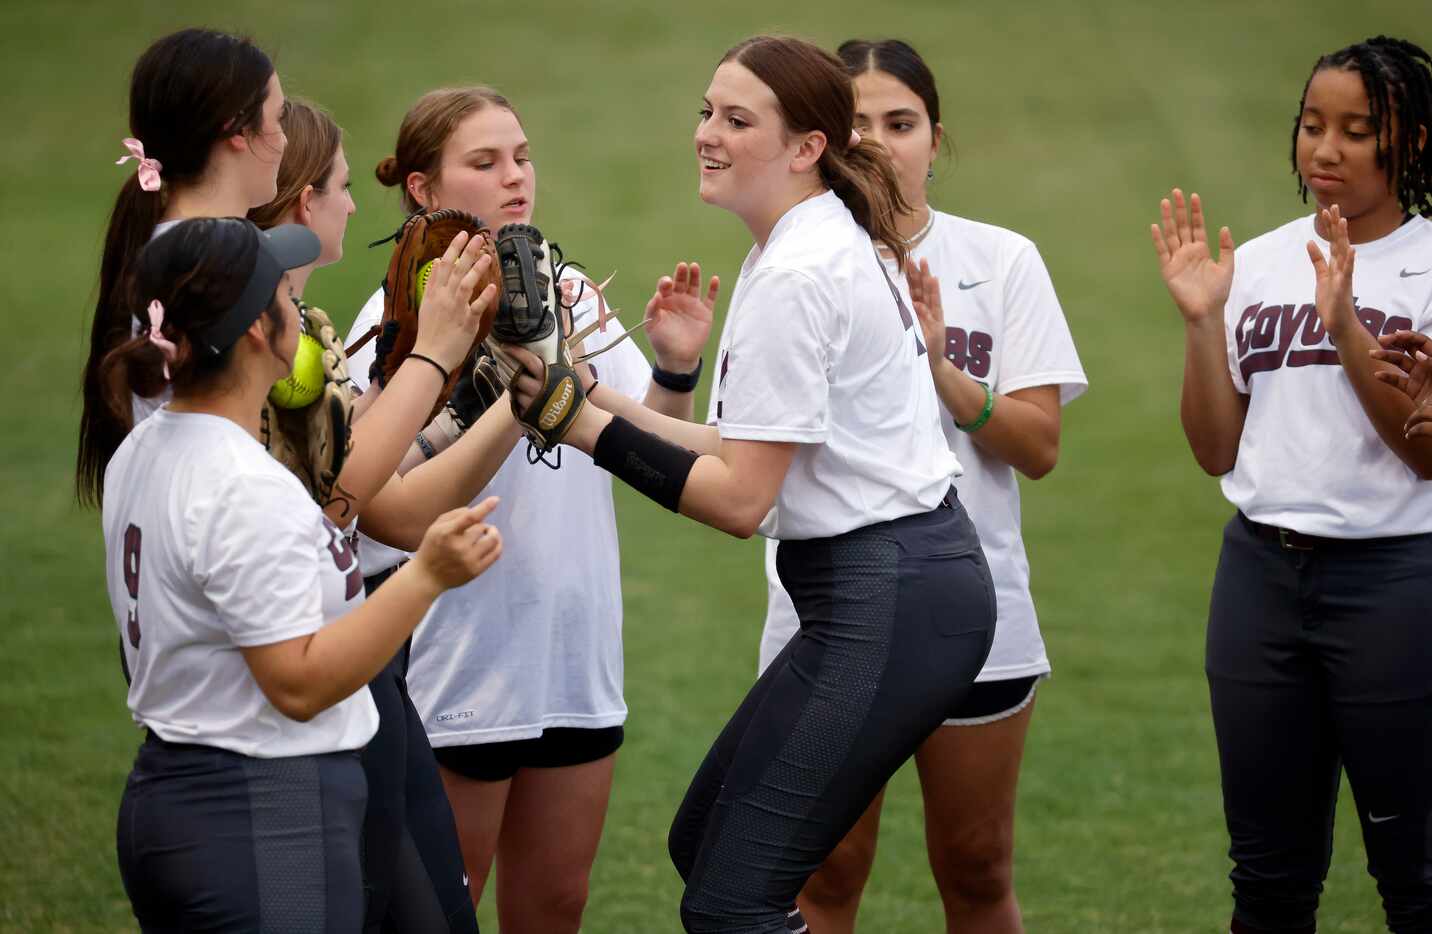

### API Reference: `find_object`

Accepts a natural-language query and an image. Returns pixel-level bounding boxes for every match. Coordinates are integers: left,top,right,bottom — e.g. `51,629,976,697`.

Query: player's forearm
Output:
334,359,447,515
590,384,720,454
641,380,698,421
358,403,521,550
930,360,1061,479
1329,317,1432,479
1179,317,1247,475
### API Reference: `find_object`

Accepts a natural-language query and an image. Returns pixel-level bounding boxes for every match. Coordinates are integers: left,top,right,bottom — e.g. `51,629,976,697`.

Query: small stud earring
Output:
927,166,935,181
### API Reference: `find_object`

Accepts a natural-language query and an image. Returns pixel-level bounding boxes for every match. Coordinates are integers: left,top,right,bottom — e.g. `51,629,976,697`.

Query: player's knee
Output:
541,875,590,925
803,834,876,909
929,823,1014,907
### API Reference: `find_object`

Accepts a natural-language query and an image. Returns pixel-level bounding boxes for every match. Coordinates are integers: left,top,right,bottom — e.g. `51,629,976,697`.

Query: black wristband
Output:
651,356,703,393
592,415,698,512
414,432,437,460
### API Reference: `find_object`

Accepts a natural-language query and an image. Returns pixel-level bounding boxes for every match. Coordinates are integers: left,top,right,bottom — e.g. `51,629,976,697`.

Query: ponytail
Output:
820,139,912,269
76,175,166,506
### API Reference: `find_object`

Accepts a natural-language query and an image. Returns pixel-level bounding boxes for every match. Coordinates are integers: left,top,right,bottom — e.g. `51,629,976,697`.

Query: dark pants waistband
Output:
1238,512,1431,551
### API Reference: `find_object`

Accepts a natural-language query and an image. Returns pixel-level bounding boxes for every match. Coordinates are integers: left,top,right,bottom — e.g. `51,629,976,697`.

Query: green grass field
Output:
1,1,1426,930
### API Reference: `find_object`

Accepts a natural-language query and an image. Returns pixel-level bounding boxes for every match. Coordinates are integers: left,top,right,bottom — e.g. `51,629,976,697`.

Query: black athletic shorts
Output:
117,732,366,933
947,674,1039,723
433,726,626,783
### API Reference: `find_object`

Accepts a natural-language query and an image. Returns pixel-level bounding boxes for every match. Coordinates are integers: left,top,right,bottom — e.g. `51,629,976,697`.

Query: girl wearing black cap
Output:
97,217,504,931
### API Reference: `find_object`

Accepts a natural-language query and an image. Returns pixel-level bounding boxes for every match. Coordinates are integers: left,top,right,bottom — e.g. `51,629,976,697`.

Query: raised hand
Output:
412,232,500,373
1151,189,1236,324
1306,204,1356,332
411,496,503,590
905,257,947,367
646,261,718,373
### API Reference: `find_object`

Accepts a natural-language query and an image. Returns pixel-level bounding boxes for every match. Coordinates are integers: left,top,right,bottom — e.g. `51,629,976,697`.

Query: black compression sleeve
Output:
591,415,698,512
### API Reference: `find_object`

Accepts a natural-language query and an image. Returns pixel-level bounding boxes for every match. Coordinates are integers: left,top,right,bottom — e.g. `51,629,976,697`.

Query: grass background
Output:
1,0,1426,930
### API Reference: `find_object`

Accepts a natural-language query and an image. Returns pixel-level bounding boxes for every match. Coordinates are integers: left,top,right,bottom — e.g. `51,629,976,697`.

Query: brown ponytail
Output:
77,29,275,507
722,36,912,267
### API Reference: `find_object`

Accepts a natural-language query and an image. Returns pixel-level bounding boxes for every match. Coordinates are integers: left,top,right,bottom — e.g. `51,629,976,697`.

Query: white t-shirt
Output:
357,275,652,745
749,211,1087,680
102,408,378,757
1221,214,1432,537
710,191,959,540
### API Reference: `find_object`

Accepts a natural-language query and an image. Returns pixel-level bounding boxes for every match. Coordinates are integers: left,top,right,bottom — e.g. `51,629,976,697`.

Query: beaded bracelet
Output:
414,432,438,460
956,381,995,433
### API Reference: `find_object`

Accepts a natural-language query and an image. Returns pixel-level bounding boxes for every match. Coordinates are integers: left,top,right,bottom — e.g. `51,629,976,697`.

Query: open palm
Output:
646,261,718,370
1151,189,1235,324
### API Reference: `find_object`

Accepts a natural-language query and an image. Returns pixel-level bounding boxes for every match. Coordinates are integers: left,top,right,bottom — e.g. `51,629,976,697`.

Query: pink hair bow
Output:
147,300,177,379
116,138,163,192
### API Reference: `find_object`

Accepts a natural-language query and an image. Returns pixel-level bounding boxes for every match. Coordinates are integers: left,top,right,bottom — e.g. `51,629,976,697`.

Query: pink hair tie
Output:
116,138,163,192
849,129,861,149
147,300,177,380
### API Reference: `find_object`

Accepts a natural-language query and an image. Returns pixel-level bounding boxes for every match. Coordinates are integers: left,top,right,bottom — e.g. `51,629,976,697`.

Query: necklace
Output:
906,209,936,251
876,208,935,262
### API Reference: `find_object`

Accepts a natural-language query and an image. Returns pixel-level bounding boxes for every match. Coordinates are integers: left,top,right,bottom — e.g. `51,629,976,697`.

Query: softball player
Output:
91,217,502,931
345,86,709,933
1152,36,1432,933
79,28,287,506
250,98,515,934
506,36,997,934
744,38,1086,933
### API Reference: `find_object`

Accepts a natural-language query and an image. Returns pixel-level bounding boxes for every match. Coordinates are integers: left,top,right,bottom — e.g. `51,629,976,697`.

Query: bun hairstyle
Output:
86,219,287,505
77,28,275,507
375,86,518,213
721,35,912,266
248,98,343,230
1295,36,1432,216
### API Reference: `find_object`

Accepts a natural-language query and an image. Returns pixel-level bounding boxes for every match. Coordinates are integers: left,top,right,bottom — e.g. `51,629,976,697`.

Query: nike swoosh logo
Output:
958,279,990,290
1401,268,1431,278
1368,813,1400,823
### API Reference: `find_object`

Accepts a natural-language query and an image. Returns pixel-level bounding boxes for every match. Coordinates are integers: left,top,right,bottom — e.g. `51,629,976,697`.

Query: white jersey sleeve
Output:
996,241,1087,402
718,268,837,443
193,474,328,647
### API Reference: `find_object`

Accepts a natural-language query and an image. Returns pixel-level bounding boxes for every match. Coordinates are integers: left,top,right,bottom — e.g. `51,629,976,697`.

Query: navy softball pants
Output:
1209,513,1432,933
117,734,367,933
668,496,997,933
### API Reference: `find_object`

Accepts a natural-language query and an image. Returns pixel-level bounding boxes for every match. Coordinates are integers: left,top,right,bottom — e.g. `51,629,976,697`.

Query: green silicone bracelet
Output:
957,381,995,433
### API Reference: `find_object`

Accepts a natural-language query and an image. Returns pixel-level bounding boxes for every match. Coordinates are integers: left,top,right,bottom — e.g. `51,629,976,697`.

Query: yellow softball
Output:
416,258,437,304
268,333,325,408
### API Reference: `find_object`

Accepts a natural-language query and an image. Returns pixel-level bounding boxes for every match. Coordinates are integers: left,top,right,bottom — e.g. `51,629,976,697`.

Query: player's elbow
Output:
1018,441,1060,480
260,683,325,723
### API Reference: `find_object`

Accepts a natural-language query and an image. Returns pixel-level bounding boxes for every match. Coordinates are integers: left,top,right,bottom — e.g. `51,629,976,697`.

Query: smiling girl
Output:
506,35,997,933
1152,36,1432,933
752,38,1086,934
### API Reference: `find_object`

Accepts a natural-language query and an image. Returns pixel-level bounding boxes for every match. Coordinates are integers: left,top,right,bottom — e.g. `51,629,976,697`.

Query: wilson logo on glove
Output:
539,377,576,430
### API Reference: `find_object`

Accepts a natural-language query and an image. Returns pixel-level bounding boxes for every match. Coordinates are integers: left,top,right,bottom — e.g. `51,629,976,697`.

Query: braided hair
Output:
1292,36,1432,216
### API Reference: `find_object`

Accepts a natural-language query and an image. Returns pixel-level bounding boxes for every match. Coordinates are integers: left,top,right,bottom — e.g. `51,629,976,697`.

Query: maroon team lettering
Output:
1234,300,1411,382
